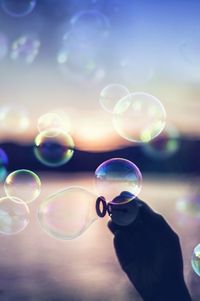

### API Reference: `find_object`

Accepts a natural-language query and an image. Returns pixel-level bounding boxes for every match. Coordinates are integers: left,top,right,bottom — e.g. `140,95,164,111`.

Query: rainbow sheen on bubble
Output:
0,105,29,133
191,244,200,277
4,169,41,204
38,186,98,240
95,158,142,202
99,84,130,113
112,92,166,143
0,148,8,182
1,0,37,17
10,35,40,64
70,10,110,44
37,113,64,136
34,130,74,167
142,126,180,159
0,196,30,235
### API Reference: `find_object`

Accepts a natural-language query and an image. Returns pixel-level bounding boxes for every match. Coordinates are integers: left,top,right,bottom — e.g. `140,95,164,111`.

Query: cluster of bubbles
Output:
38,157,142,240
99,84,166,143
1,0,37,18
0,169,41,235
10,35,41,65
34,112,74,167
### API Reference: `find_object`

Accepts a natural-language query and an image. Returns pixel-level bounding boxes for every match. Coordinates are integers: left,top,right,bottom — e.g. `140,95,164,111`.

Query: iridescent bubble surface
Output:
0,148,9,182
10,35,40,64
191,244,200,277
0,105,29,133
4,169,41,204
1,0,37,17
0,196,30,235
95,158,142,202
34,130,74,167
142,126,180,159
37,113,64,136
70,10,110,44
112,92,166,143
99,84,130,113
38,186,98,240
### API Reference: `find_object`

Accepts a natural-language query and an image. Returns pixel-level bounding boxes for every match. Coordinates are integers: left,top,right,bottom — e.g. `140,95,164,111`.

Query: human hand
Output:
108,198,192,301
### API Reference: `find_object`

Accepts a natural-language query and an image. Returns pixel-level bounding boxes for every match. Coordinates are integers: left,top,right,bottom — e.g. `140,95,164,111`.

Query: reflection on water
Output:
0,173,198,300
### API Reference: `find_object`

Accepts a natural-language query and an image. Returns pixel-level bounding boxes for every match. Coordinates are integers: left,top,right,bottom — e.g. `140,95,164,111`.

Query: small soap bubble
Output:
99,84,130,113
10,35,40,64
34,130,74,167
142,126,180,159
112,92,166,143
4,169,41,204
1,0,37,17
0,196,30,235
192,244,200,277
70,10,110,44
38,186,98,240
95,158,142,202
0,105,30,133
37,113,64,136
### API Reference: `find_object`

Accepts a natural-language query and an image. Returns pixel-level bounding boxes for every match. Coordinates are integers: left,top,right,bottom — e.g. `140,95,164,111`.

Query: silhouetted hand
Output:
108,198,192,301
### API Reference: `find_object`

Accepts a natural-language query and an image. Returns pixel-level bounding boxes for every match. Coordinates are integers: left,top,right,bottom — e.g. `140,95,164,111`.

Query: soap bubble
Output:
57,31,98,80
34,130,74,167
0,105,29,133
10,35,40,64
191,244,200,276
142,126,180,159
0,33,8,60
95,158,142,202
0,196,30,235
0,148,9,182
70,10,110,44
38,186,98,240
37,113,64,136
1,0,37,17
4,169,41,204
112,92,166,143
99,84,130,113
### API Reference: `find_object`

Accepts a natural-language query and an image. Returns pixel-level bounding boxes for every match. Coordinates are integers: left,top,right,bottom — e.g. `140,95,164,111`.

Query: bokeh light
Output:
34,130,74,167
4,169,41,204
99,83,130,113
191,244,200,277
176,188,200,219
95,158,142,202
112,92,166,143
70,10,110,45
0,196,30,235
0,32,8,60
1,0,37,17
10,35,40,65
38,186,98,240
0,105,30,133
37,113,64,136
142,126,180,159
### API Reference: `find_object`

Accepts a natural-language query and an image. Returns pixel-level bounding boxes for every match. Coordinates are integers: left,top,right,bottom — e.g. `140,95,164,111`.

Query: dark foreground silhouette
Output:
108,198,192,301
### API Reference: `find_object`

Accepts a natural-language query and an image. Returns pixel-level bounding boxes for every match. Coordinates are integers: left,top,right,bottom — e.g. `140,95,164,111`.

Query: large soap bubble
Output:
99,84,130,113
37,113,64,136
112,92,166,143
0,196,30,235
34,130,74,167
4,169,41,204
1,0,37,17
95,158,142,202
191,244,200,277
38,186,98,240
